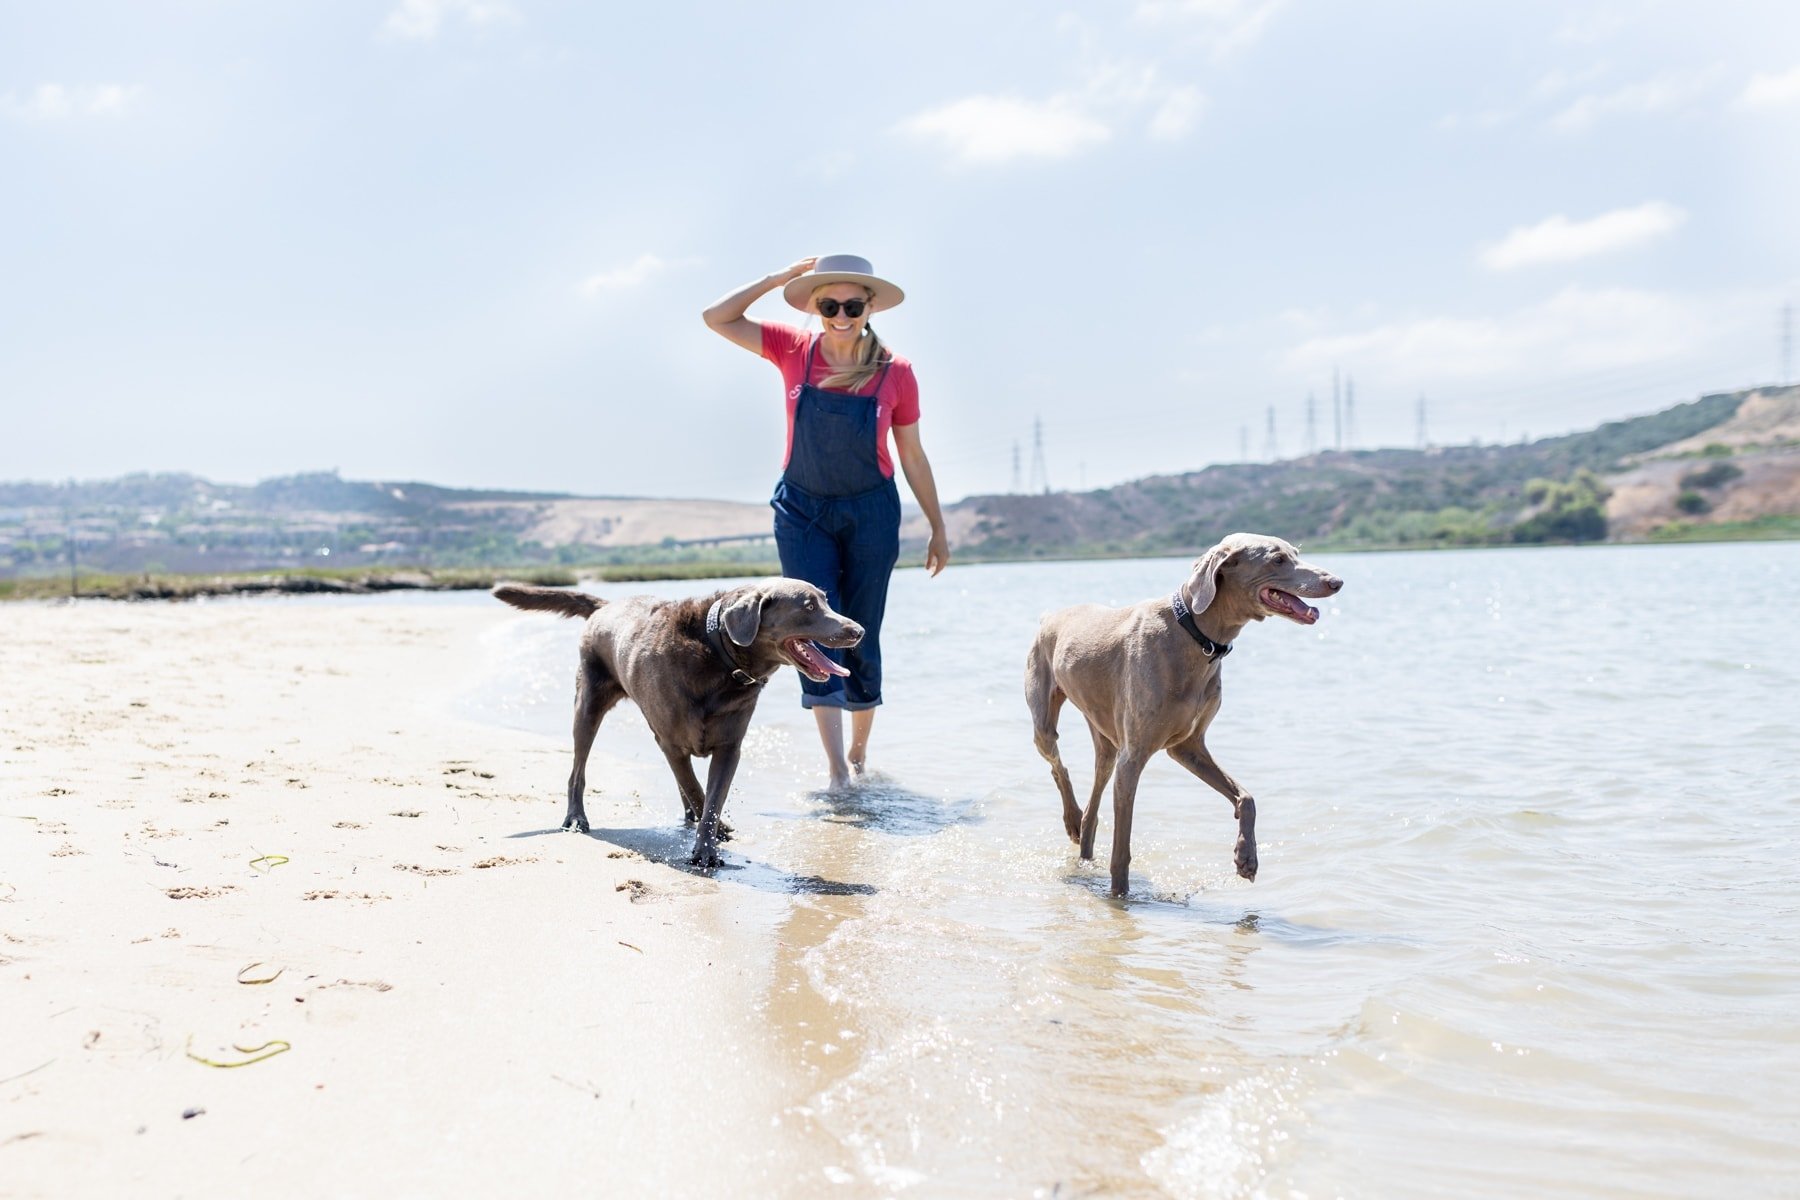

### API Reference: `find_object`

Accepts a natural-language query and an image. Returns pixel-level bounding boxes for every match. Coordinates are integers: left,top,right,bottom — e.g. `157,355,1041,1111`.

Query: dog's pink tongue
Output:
1271,589,1320,624
790,639,850,677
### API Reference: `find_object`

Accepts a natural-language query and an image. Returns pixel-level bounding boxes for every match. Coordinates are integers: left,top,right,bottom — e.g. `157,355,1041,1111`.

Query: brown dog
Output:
494,578,862,867
1025,533,1343,895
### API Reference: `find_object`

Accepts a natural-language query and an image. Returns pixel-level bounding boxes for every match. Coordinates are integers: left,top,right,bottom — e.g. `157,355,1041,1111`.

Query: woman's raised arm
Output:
702,257,817,354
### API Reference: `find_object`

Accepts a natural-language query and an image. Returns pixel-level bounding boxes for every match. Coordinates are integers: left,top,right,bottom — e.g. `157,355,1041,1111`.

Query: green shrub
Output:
1679,461,1742,490
1512,470,1612,543
1675,490,1710,515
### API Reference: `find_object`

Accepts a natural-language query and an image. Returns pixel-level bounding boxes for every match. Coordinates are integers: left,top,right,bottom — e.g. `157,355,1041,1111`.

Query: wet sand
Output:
0,600,841,1198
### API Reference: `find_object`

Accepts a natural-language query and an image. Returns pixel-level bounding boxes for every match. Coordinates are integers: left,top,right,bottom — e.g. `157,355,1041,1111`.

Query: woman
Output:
703,253,950,788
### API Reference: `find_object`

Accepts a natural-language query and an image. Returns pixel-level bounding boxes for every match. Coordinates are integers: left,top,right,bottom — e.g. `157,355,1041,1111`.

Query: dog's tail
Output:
491,583,604,620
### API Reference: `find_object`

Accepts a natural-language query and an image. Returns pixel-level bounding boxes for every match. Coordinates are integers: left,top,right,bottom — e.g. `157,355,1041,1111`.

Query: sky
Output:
5,0,1799,504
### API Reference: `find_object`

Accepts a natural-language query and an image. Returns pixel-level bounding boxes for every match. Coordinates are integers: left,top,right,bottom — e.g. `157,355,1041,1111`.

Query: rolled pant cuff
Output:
800,694,882,712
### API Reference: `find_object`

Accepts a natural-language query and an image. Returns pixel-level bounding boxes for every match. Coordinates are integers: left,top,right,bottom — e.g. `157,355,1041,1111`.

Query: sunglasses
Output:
816,298,869,319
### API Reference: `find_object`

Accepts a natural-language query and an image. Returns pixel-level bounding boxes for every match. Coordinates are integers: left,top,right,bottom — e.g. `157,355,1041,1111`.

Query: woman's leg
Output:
813,709,852,789
774,487,856,784
847,708,876,776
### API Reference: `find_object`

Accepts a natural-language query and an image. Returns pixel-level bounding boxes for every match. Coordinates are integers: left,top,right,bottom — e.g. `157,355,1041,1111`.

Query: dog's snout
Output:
840,620,865,646
1324,575,1344,594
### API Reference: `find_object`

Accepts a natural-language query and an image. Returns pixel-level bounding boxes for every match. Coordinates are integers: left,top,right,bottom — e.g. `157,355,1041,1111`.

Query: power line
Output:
1344,375,1357,449
1011,441,1022,493
1304,392,1317,455
1263,404,1279,461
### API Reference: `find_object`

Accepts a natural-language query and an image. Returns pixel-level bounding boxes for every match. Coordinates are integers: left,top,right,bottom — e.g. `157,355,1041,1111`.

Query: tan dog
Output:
1025,533,1343,895
494,578,862,868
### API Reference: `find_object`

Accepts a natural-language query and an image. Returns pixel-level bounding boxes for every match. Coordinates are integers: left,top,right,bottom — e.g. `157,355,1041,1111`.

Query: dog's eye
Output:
804,598,816,610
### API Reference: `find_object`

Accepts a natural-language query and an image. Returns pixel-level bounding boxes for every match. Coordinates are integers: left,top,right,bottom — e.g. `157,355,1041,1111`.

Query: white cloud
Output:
1479,201,1686,271
578,254,678,297
1549,71,1714,133
896,63,1202,167
1285,286,1702,382
895,95,1111,166
1133,0,1285,57
2,83,141,121
1737,65,1800,111
382,0,517,40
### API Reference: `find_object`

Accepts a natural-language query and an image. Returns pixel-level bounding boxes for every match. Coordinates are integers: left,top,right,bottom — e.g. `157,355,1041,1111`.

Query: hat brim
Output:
782,271,905,314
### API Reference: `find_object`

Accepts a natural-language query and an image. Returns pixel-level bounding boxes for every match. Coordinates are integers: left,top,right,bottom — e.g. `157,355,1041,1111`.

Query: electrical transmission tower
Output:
1332,369,1342,451
1415,394,1429,449
1011,442,1023,493
1263,405,1279,461
1028,419,1050,494
1344,376,1357,449
1304,392,1317,455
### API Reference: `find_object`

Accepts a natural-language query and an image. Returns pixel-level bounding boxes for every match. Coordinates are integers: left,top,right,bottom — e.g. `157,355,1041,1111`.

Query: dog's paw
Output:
563,814,590,834
688,842,721,871
716,818,734,843
1234,837,1258,882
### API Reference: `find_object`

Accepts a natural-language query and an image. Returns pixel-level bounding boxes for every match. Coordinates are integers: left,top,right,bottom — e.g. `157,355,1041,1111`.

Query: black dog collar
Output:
1171,590,1232,660
704,598,762,687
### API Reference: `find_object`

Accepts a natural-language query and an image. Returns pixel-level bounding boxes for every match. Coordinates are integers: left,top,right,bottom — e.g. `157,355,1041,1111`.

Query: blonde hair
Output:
811,284,892,394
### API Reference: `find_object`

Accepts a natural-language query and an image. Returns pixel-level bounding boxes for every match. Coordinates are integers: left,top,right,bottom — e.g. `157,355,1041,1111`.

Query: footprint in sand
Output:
302,890,390,903
473,855,534,869
164,885,239,900
615,879,651,902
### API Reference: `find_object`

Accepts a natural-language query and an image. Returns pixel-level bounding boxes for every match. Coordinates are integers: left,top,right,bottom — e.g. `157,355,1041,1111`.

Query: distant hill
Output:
901,385,1800,557
6,385,1798,582
0,470,772,579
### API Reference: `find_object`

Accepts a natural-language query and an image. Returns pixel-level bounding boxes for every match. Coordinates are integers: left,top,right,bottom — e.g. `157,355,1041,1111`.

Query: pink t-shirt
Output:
760,322,920,479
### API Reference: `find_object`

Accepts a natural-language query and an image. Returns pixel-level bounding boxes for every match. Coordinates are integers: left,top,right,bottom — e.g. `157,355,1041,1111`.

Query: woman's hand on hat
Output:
775,257,818,283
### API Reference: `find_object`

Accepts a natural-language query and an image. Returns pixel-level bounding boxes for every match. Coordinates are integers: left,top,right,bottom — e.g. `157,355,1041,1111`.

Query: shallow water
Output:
463,542,1800,1198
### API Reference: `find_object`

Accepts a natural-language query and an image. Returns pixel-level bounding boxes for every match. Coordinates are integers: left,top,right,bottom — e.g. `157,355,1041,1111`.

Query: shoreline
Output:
6,524,1799,603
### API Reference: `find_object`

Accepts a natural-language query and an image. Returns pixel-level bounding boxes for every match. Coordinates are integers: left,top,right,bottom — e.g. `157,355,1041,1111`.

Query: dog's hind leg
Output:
565,659,622,834
1078,719,1118,861
1026,643,1081,843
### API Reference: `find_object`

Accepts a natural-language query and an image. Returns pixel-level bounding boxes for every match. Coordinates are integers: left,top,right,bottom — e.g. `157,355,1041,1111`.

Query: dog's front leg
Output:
689,743,743,870
1107,753,1150,897
1168,738,1257,881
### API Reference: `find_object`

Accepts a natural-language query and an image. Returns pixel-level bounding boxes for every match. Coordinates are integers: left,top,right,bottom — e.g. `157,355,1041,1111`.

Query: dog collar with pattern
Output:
1170,590,1232,660
703,598,762,687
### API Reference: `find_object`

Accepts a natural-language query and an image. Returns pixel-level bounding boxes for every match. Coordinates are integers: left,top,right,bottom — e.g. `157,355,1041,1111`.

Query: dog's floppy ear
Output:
720,588,766,647
1183,537,1240,614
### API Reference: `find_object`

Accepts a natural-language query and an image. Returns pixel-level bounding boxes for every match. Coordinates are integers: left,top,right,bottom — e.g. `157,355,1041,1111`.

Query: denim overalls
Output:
771,339,902,710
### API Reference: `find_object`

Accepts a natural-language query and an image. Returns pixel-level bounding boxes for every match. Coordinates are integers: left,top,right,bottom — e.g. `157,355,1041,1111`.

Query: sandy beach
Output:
0,599,845,1198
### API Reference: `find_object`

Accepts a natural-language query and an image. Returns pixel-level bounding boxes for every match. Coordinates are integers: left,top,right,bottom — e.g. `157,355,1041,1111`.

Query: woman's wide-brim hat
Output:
782,253,905,314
